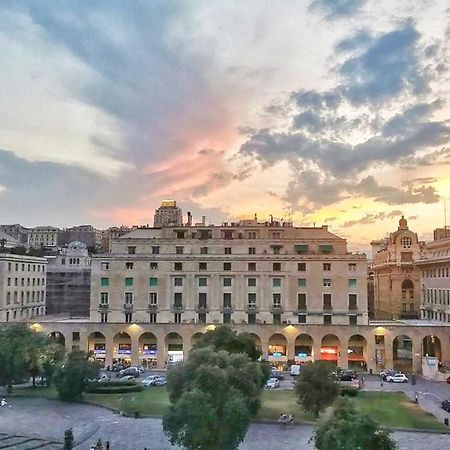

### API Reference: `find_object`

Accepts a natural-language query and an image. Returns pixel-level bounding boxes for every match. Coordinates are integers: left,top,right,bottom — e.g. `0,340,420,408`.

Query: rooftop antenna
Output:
445,200,448,238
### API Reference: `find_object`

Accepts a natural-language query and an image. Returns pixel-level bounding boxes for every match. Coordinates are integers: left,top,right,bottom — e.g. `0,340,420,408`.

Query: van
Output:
290,365,301,376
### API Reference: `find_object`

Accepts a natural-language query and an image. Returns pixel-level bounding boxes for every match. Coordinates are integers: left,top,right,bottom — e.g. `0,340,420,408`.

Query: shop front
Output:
267,345,288,370
114,343,132,365
141,345,158,369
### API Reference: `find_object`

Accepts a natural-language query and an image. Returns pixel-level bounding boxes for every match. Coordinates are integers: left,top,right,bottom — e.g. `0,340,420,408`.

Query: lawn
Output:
11,386,447,431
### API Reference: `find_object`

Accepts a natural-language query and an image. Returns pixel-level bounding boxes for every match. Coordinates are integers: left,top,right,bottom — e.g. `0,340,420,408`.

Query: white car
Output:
130,365,145,374
386,373,408,383
97,375,111,383
119,375,136,383
265,377,280,389
141,375,162,386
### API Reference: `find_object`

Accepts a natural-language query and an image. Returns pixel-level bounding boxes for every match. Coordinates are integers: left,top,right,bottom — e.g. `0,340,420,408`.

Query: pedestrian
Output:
1,397,8,407
380,379,383,388
106,441,110,450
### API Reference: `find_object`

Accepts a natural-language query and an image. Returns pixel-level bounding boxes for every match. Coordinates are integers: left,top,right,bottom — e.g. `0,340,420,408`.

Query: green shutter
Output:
294,244,309,253
298,278,306,287
125,277,133,286
100,277,109,286
149,277,158,286
319,244,334,253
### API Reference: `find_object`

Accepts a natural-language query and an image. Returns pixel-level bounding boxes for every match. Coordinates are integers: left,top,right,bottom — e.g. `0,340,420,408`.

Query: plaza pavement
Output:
1,397,449,450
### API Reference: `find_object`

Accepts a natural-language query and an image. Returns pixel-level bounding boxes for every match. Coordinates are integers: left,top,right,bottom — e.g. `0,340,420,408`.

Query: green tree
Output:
313,398,398,450
295,361,339,418
54,351,99,401
64,428,75,450
163,347,264,450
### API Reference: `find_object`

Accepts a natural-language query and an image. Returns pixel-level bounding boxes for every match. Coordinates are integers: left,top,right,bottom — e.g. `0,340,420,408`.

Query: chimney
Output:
187,212,192,227
202,215,206,226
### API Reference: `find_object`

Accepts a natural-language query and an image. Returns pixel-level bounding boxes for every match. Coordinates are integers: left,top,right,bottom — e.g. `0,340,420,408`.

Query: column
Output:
131,334,140,366
78,331,88,353
312,338,322,362
412,338,422,374
287,337,295,365
366,336,376,373
338,342,348,369
384,336,393,369
105,334,114,367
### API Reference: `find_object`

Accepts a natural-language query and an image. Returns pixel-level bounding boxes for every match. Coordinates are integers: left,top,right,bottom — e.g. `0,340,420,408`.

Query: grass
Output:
11,386,447,431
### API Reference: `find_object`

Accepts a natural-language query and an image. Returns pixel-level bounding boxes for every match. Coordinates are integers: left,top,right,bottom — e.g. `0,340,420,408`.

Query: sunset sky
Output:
0,0,449,251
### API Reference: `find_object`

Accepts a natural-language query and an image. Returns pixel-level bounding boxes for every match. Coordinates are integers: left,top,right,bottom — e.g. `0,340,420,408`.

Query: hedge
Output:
86,382,144,394
340,386,359,397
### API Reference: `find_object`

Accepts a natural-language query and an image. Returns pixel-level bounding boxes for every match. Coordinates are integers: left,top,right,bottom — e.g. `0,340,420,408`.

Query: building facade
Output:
90,220,369,328
153,200,183,227
0,253,47,322
101,226,136,253
27,226,61,249
61,225,102,249
418,237,450,323
45,242,91,317
371,217,425,320
0,224,29,244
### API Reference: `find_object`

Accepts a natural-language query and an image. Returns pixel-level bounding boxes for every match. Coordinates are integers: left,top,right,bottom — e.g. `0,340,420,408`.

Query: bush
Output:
340,386,359,397
85,383,143,394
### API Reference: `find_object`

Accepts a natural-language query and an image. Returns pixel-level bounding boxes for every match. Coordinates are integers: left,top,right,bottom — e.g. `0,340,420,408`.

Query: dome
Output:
67,241,87,250
398,216,408,230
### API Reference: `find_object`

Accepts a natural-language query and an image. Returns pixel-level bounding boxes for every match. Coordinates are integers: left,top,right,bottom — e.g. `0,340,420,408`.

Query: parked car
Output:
265,378,280,389
441,400,450,412
111,364,126,372
152,376,167,386
117,367,140,378
130,365,145,374
141,375,162,386
339,370,357,382
119,375,136,382
270,370,285,380
386,373,408,383
380,369,398,380
97,375,111,383
290,365,301,376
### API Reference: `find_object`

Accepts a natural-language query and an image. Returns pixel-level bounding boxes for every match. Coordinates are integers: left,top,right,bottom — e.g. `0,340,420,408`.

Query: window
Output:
248,231,257,239
348,279,357,288
152,246,160,254
323,315,332,325
272,278,281,288
124,292,133,304
248,314,256,324
323,293,332,310
125,277,133,287
248,262,256,271
198,292,207,307
223,292,232,308
100,292,109,304
298,314,306,324
273,262,281,271
6,292,11,304
176,230,186,239
199,262,207,270
297,293,307,310
273,314,281,325
7,277,10,287
295,244,309,254
223,313,231,323
223,262,232,271
174,277,183,287
100,277,109,287
198,313,207,323
323,278,331,287
198,277,208,287
400,236,412,248
298,262,306,271
223,230,233,240
149,313,157,323
174,262,183,271
223,277,232,287
200,247,208,254
174,292,183,307
174,313,182,323
127,246,136,255
349,294,357,310
348,263,356,271
224,247,232,254
323,263,331,271
272,246,281,255
319,244,333,253
125,262,134,270
101,313,108,323
149,292,158,305
298,278,306,287
248,247,256,255
176,246,184,254
101,262,110,270
149,277,158,286
125,313,133,323
272,293,281,307
248,292,257,307
349,315,357,325
248,278,257,287
150,262,158,270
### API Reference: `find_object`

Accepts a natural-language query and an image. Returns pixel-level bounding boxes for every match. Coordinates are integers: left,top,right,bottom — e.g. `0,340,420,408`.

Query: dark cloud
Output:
290,90,342,111
343,210,403,227
336,30,372,52
309,0,366,18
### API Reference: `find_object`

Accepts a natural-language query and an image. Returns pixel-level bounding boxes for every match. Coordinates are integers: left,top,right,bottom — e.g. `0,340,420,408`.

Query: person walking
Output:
1,397,8,407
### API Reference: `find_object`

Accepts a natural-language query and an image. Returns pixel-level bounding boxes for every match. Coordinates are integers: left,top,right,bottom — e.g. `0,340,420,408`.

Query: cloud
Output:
343,210,403,227
309,0,366,18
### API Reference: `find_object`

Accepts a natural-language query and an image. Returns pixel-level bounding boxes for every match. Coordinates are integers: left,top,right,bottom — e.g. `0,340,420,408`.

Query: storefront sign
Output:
143,349,158,356
297,352,308,359
272,352,283,358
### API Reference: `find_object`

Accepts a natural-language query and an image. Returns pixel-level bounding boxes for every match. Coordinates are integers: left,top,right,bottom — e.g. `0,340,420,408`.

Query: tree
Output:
295,361,339,418
313,398,398,450
54,351,99,401
163,347,264,450
64,428,75,450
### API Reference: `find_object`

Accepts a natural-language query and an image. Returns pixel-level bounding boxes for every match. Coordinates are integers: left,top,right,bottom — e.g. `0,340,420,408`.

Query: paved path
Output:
1,398,449,450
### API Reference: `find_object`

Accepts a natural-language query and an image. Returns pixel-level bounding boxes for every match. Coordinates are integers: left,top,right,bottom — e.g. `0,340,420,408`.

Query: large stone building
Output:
0,224,29,244
45,242,91,317
418,236,450,323
27,226,61,249
101,226,136,253
153,200,183,227
371,217,425,320
0,253,47,322
61,225,102,249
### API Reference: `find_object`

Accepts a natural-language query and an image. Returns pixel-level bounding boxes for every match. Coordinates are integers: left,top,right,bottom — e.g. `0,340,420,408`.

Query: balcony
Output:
245,304,259,313
220,305,234,313
171,303,185,313
147,303,159,312
196,304,210,313
270,304,285,313
98,303,110,311
123,303,134,312
323,304,332,312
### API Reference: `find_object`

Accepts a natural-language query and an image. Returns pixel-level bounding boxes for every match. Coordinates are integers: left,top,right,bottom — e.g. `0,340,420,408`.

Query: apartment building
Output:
0,224,29,244
61,225,102,248
90,219,368,327
0,253,47,322
27,226,61,248
153,200,183,227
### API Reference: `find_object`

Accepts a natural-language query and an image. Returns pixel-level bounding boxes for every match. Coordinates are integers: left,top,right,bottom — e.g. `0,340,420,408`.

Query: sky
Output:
0,0,449,251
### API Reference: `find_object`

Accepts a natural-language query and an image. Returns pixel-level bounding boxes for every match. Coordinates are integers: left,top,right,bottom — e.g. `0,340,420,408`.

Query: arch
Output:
191,332,204,347
165,332,184,367
48,331,65,346
402,279,414,289
268,333,288,370
247,332,262,353
294,334,313,364
88,332,106,366
113,331,132,365
422,335,441,359
320,334,340,366
139,332,158,369
393,334,412,373
348,334,367,371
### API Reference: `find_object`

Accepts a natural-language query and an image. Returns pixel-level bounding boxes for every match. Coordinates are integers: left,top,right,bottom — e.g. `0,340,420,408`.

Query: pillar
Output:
131,334,140,366
312,338,321,362
78,331,88,353
338,342,348,369
105,334,114,367
287,337,295,364
366,336,376,373
412,338,422,374
384,336,393,369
